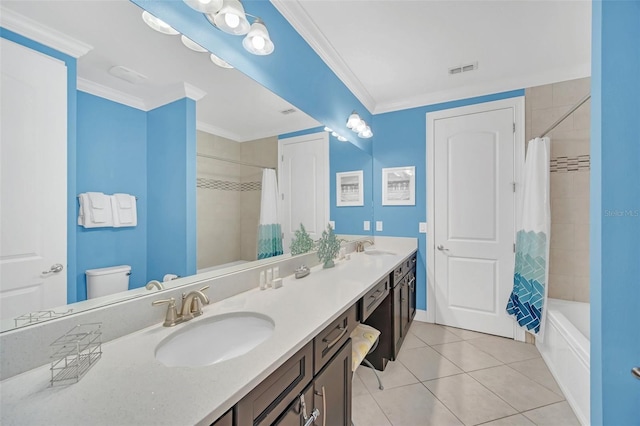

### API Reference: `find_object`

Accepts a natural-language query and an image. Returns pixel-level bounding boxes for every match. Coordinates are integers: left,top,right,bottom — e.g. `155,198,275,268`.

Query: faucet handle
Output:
152,297,179,327
190,287,210,317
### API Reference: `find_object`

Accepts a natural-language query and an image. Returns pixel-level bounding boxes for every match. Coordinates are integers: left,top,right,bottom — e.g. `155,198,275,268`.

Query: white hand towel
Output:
111,194,137,227
78,193,113,228
87,192,107,223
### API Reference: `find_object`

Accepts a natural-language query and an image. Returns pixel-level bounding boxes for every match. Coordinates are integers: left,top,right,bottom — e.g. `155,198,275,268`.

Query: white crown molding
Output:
0,6,92,58
271,0,376,114
374,63,592,114
196,122,244,142
77,78,147,111
146,82,208,111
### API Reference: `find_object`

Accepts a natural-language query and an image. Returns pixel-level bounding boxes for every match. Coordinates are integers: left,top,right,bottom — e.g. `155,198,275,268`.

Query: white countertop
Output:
0,238,417,426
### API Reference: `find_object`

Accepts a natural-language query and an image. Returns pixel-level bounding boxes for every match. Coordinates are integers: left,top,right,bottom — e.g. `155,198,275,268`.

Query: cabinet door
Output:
313,339,352,426
400,279,410,339
392,280,403,358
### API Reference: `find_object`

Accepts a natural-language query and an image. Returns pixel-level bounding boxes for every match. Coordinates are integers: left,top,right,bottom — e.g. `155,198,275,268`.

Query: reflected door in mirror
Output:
0,39,67,319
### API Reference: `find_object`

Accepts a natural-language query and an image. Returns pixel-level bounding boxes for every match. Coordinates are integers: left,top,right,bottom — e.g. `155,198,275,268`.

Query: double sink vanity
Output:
0,237,417,425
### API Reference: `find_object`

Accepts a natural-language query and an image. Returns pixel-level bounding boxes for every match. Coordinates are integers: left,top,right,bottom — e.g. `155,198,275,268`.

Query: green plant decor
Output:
317,223,341,269
290,223,316,255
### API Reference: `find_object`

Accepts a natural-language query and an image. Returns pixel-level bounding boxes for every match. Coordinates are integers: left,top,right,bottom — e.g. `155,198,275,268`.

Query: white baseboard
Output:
414,309,431,323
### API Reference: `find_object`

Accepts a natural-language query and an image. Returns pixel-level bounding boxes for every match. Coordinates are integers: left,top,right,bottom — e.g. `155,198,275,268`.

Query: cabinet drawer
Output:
236,341,313,426
360,276,390,321
211,409,233,426
314,305,357,374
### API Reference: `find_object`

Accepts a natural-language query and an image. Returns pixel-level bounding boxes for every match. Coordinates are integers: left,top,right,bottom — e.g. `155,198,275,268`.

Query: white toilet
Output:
85,265,131,299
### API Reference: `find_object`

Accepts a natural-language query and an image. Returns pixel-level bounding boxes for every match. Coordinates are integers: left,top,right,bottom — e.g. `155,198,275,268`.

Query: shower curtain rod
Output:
196,153,275,170
539,93,591,138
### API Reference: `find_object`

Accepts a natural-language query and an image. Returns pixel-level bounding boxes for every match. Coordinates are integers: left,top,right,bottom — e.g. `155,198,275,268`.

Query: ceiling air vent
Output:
448,62,478,76
280,108,297,115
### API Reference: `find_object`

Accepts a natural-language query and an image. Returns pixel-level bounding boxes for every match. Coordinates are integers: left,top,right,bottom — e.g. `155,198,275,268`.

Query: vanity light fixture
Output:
323,126,333,132
345,110,373,139
210,53,234,69
186,0,274,55
141,11,179,35
337,135,347,142
181,35,208,52
242,18,274,55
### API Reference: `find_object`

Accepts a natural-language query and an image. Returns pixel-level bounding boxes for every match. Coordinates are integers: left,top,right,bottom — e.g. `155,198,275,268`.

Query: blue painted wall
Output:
371,90,524,310
76,92,148,300
590,1,640,424
131,0,372,153
0,28,78,304
147,98,197,281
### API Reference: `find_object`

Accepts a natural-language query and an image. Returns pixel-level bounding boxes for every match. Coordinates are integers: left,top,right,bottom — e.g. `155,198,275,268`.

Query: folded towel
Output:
78,193,113,228
86,192,107,222
111,194,137,227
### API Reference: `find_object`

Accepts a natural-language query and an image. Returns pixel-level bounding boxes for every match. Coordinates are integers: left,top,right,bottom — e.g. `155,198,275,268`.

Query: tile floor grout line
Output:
462,369,522,414
504,359,566,397
417,379,468,426
500,362,567,403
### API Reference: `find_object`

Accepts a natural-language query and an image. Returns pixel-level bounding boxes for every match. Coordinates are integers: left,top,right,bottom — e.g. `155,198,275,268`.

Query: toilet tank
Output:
85,265,131,299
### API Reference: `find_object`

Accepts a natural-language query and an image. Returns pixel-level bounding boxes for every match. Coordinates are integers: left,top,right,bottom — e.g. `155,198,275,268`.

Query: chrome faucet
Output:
152,285,210,327
356,239,375,252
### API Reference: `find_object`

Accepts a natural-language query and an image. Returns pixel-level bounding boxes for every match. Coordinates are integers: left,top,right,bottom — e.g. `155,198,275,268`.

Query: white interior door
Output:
0,39,67,320
432,105,517,338
278,132,329,252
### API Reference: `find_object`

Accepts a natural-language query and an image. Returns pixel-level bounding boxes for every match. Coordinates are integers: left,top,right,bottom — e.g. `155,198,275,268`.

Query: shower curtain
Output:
506,137,551,335
257,169,283,259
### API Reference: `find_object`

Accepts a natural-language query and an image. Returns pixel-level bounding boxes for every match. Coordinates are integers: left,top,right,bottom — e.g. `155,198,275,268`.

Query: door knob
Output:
42,263,64,275
437,245,449,251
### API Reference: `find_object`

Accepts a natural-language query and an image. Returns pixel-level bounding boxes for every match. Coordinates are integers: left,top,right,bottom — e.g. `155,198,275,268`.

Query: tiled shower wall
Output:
525,77,590,303
196,131,277,270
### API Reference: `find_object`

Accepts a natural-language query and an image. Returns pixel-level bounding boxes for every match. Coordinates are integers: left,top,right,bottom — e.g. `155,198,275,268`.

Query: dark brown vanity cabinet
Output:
364,251,418,371
232,305,356,426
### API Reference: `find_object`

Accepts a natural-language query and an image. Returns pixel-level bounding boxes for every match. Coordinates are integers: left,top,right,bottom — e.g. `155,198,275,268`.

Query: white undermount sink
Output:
155,312,274,367
364,249,396,256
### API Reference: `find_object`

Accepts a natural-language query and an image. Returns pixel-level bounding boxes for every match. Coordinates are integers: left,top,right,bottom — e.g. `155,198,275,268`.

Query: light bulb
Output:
354,120,367,133
200,0,212,4
251,36,266,50
346,112,361,129
225,13,240,29
337,135,347,142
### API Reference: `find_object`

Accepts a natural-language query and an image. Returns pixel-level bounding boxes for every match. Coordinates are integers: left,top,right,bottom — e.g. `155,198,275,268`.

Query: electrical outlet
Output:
376,221,383,231
419,222,427,233
363,221,370,231
328,221,335,229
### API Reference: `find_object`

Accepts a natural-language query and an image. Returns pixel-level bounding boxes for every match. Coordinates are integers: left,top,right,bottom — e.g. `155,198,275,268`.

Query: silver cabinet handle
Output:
323,325,347,349
301,394,320,426
632,367,640,380
314,385,327,426
42,263,63,275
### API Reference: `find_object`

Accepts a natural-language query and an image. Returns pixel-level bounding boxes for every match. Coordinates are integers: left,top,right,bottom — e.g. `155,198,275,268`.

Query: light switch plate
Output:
376,221,383,231
328,221,335,229
363,221,370,231
419,222,427,233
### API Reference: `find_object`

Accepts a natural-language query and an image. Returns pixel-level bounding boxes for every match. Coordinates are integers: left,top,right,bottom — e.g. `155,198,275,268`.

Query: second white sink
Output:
155,312,274,367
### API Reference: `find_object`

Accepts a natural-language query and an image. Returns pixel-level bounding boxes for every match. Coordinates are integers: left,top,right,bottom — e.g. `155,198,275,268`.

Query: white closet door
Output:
278,132,329,253
0,39,67,320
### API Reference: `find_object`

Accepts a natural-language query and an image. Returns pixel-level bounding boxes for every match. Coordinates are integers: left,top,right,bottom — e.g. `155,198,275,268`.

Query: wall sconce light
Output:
346,111,373,139
182,0,275,55
325,127,348,142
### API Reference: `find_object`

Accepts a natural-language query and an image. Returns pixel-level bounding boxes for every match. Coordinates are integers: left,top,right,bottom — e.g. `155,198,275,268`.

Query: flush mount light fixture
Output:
141,11,179,35
345,111,373,139
181,35,208,52
210,53,234,69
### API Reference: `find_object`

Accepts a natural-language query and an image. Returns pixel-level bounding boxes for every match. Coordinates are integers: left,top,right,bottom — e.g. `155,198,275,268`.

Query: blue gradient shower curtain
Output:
257,169,283,259
506,137,551,335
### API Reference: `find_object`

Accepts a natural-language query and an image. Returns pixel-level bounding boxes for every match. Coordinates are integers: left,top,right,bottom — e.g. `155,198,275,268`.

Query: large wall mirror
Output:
0,0,373,332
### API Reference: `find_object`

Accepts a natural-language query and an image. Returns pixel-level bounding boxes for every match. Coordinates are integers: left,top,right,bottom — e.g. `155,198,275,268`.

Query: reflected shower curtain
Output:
506,137,551,336
257,169,283,259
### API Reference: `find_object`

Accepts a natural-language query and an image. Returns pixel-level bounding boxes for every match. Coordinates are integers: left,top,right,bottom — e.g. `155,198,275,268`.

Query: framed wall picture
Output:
382,166,415,206
336,170,364,207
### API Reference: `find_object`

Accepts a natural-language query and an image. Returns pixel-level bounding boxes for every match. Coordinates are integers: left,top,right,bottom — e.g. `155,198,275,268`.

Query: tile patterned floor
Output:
352,322,580,426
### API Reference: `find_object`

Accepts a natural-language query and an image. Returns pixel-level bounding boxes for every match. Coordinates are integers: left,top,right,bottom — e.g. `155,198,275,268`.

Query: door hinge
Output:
513,243,516,253
513,123,516,133
281,155,284,162
512,182,516,192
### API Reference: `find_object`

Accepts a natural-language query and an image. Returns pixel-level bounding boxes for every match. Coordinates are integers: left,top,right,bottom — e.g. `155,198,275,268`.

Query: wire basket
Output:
50,323,102,386
14,309,73,327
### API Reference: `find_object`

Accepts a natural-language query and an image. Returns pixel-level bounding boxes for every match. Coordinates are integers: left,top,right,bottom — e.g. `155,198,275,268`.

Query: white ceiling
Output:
273,0,592,114
0,0,320,142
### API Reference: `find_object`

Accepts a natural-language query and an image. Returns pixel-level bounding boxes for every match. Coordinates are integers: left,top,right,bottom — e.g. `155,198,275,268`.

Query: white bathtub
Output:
536,298,590,425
